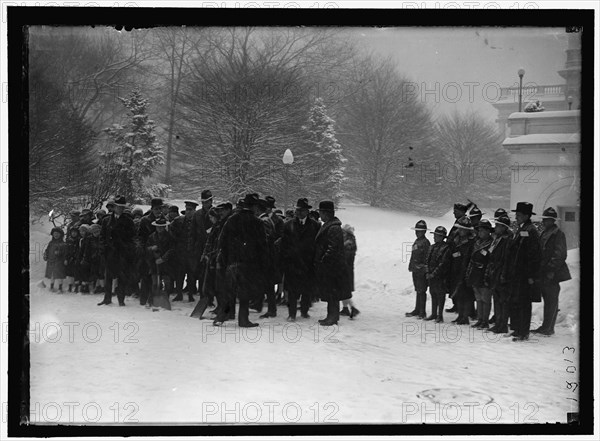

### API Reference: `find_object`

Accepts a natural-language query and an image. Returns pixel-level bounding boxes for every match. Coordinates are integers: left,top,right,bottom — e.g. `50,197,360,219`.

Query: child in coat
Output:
43,227,67,292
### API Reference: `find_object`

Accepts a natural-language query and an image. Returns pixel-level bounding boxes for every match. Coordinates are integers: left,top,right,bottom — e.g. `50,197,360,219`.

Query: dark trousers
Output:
541,279,560,333
492,285,511,331
412,273,428,316
265,284,277,315
140,273,152,305
510,281,532,338
429,281,446,319
177,256,199,295
288,289,310,318
102,267,125,304
226,264,259,325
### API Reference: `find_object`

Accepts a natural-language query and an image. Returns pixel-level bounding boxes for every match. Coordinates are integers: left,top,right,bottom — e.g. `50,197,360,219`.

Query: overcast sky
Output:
348,26,573,123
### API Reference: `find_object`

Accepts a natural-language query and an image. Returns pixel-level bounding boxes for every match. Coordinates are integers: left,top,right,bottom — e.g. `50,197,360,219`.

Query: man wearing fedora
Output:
215,193,269,327
406,220,431,319
533,207,571,336
98,195,136,306
194,190,214,296
280,198,320,321
314,200,350,326
507,202,541,341
138,198,164,305
484,215,513,334
171,199,201,302
425,226,451,322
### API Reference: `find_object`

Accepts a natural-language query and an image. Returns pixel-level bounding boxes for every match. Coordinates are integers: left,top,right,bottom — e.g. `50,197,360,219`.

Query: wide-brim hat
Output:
511,201,536,216
216,201,233,211
150,198,164,208
113,195,128,207
493,208,508,219
454,216,474,230
184,200,199,207
468,208,485,218
318,200,335,212
494,216,511,228
151,218,171,227
265,196,276,209
430,226,447,237
541,207,560,220
475,219,493,231
241,193,261,207
295,198,312,210
453,203,468,212
410,220,428,231
200,190,213,202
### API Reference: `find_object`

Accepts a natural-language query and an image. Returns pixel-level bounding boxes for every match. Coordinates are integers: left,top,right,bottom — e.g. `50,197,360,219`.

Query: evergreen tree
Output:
302,97,346,205
102,89,164,203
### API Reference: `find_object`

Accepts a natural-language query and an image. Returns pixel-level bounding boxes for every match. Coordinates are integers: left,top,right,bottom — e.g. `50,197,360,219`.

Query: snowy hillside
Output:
27,202,580,424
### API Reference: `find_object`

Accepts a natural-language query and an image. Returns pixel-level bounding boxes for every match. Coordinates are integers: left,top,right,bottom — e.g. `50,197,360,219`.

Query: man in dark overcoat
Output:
533,207,571,336
406,220,430,319
98,195,136,306
194,190,213,294
215,193,269,327
507,201,541,342
279,198,320,321
314,200,350,326
170,200,201,302
137,198,163,305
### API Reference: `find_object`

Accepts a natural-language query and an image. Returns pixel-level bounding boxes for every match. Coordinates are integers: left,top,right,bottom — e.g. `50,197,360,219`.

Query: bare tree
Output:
338,56,435,209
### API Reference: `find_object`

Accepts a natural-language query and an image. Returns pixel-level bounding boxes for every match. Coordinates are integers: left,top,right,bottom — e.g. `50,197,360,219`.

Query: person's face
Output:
152,206,161,217
515,212,528,225
295,208,308,219
495,224,508,236
209,214,218,225
114,206,125,216
156,226,167,233
471,215,482,224
415,230,425,238
52,232,61,240
71,230,79,239
434,234,444,243
134,213,142,220
107,205,114,213
185,204,196,217
319,210,332,222
92,230,100,238
454,209,465,219
79,229,87,238
458,228,469,238
161,206,169,215
202,200,212,210
478,228,491,240
168,212,178,220
542,218,555,229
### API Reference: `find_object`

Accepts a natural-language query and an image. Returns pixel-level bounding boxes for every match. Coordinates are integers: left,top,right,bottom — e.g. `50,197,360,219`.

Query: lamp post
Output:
518,68,525,112
282,148,294,212
568,95,573,110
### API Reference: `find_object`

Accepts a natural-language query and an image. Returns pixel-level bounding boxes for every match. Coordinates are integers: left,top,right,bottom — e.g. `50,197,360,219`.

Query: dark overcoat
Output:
44,237,67,279
100,212,136,277
217,209,269,301
314,217,351,302
280,216,320,293
539,224,571,283
425,241,451,293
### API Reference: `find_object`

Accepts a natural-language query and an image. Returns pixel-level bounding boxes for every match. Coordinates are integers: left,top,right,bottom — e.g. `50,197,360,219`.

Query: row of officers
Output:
406,201,572,342
43,191,358,327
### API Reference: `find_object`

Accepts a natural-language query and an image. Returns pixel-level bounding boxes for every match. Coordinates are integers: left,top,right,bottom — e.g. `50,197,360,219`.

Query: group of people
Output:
42,191,360,327
407,201,572,342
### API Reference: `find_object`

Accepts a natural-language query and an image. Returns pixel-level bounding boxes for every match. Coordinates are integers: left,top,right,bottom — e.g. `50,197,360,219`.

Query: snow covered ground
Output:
27,202,580,424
